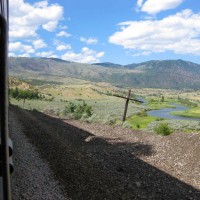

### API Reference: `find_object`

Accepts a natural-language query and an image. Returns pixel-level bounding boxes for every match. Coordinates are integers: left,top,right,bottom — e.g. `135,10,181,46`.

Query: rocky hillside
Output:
9,76,32,89
9,57,200,89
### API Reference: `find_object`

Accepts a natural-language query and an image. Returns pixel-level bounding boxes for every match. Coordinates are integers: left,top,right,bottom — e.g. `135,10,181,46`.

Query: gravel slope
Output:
9,106,200,200
69,120,200,190
9,110,69,200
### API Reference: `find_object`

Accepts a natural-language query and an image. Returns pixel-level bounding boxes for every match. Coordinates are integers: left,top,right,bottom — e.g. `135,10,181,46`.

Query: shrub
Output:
74,102,92,119
81,113,90,121
160,96,165,102
136,124,140,129
86,114,101,123
9,87,42,100
64,101,76,115
103,115,116,125
122,121,132,128
63,101,92,120
154,123,173,136
155,117,164,121
76,98,83,101
56,109,60,116
73,104,84,119
136,110,148,117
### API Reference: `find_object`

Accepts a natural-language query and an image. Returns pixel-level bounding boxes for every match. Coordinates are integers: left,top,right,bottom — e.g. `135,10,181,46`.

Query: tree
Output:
9,87,42,100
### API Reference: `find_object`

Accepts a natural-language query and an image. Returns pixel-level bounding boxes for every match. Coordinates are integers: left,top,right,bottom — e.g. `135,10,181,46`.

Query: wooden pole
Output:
122,89,131,121
113,89,143,122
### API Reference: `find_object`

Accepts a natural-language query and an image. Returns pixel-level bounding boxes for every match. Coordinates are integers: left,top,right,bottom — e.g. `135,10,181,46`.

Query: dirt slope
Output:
10,106,200,200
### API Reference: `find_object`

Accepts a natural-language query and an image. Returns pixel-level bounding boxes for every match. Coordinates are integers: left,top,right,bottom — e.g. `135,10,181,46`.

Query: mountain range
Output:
8,57,200,89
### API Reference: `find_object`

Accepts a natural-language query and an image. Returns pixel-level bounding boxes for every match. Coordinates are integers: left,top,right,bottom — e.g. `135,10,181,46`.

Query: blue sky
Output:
9,0,200,64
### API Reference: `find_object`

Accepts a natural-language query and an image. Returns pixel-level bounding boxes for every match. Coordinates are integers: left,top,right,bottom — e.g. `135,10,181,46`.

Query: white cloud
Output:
59,25,68,30
10,0,63,39
9,42,35,54
96,52,105,58
9,52,16,57
10,29,37,39
61,47,104,63
33,39,47,49
132,51,151,57
138,0,184,15
56,44,71,51
137,0,144,7
18,53,30,57
56,31,71,37
36,51,58,58
34,1,48,8
42,21,58,32
53,40,71,51
9,52,30,57
109,9,200,55
80,37,98,45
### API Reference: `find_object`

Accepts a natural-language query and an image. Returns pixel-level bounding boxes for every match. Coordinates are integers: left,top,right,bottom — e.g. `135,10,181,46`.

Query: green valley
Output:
8,57,200,135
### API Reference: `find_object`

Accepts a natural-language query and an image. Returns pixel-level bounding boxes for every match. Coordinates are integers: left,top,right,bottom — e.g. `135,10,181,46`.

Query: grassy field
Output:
171,107,200,118
9,76,200,133
147,100,176,110
10,76,145,119
10,97,144,120
127,115,158,129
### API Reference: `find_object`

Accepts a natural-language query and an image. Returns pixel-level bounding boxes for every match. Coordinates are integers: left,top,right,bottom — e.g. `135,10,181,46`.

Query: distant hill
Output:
93,62,123,68
121,59,200,89
9,57,200,89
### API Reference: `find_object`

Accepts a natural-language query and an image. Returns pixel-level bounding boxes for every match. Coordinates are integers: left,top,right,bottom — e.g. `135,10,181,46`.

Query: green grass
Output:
171,107,200,118
147,102,176,110
146,97,177,110
127,115,157,130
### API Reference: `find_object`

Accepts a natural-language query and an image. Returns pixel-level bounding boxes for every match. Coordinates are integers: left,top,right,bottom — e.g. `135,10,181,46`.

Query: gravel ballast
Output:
9,106,200,199
9,110,69,200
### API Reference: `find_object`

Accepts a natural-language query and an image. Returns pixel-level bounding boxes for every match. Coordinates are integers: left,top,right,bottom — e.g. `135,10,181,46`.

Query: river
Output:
147,104,200,121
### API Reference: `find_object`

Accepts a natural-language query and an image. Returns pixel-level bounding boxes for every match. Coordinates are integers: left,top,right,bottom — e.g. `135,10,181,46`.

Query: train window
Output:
0,0,11,199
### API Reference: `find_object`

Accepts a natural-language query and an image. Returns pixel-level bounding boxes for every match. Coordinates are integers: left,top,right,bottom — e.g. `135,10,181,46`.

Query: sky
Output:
9,0,200,65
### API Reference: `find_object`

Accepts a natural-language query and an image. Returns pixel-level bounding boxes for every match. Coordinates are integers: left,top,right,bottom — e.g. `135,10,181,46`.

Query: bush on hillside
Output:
63,101,92,120
136,110,148,117
9,87,42,100
122,121,132,128
64,101,76,115
154,123,173,136
102,115,117,125
136,124,140,129
155,117,164,121
85,113,102,123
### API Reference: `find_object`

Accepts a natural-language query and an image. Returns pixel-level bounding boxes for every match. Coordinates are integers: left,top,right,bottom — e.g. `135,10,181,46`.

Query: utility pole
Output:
113,89,143,121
